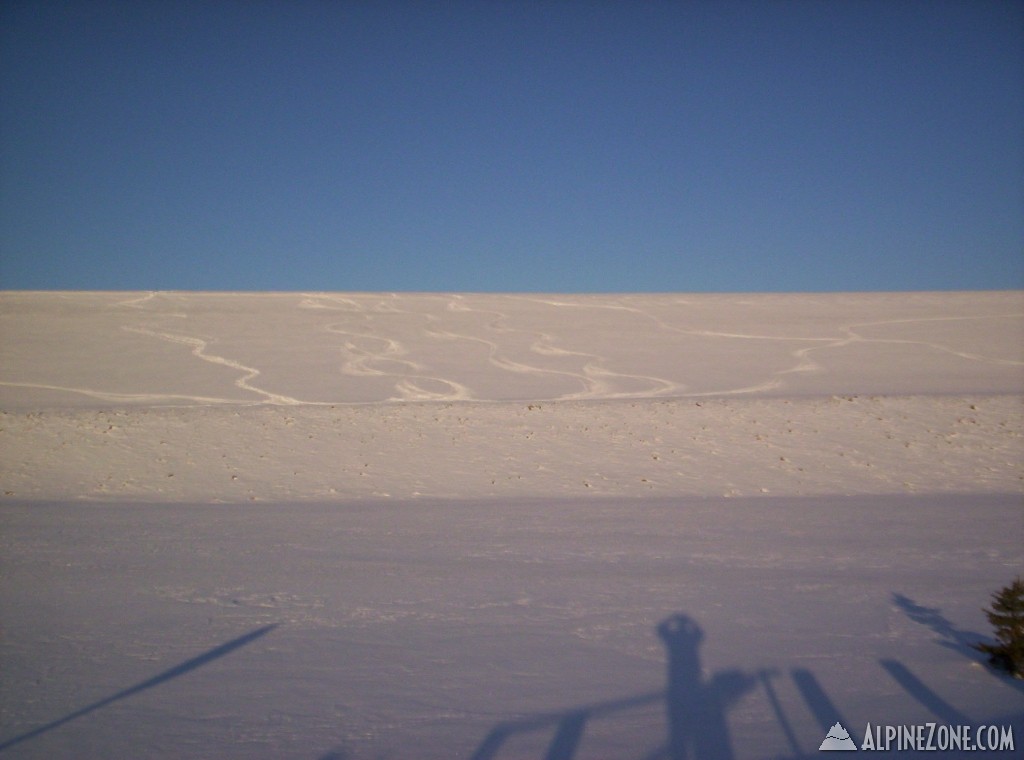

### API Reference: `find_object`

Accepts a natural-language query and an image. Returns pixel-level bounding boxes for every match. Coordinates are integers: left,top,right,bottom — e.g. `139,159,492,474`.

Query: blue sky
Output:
1,1,1021,293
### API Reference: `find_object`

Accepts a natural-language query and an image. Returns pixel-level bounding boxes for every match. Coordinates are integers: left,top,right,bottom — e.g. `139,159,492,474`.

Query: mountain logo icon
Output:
819,722,857,751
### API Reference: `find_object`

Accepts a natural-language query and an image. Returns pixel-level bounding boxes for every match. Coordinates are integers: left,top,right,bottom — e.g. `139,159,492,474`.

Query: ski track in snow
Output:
509,295,1024,396
301,293,685,401
121,327,306,405
420,295,683,400
113,291,159,309
0,291,1020,407
320,295,475,401
0,381,241,406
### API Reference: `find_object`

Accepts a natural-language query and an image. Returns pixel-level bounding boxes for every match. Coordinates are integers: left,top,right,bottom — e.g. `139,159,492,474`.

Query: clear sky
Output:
1,1,1021,293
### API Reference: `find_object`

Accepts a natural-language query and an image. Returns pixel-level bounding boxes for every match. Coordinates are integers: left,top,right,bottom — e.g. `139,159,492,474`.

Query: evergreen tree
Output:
975,577,1024,677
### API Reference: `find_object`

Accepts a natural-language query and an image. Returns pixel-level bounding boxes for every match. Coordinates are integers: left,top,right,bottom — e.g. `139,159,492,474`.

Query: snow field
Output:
2,394,1021,503
1,291,1022,758
1,495,1021,758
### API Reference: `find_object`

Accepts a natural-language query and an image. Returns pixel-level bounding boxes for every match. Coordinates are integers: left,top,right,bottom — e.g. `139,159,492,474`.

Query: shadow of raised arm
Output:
469,613,761,760
659,614,755,760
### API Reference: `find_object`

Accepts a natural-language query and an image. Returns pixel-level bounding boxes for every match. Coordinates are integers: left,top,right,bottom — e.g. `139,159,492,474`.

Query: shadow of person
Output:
658,615,755,760
469,614,756,760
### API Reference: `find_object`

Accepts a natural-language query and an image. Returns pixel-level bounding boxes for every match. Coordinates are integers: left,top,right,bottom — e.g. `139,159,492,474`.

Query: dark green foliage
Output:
975,577,1024,677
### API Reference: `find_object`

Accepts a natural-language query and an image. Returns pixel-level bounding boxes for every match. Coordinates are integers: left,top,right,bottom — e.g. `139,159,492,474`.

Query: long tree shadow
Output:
0,623,279,752
891,593,987,657
892,592,1023,694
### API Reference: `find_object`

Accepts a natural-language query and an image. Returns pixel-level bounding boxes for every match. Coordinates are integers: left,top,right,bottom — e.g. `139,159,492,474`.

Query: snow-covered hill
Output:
1,291,1021,758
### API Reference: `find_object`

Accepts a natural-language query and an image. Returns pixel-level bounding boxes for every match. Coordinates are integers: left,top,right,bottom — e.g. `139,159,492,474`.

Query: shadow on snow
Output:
891,592,1023,696
0,623,279,753
1,595,1015,757
468,599,1017,760
469,613,830,760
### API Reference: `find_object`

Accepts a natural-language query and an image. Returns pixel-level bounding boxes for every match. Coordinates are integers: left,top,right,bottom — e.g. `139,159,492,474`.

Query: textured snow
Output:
1,291,1022,758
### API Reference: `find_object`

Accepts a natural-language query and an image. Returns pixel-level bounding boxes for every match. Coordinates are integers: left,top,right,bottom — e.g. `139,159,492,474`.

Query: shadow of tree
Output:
892,591,1023,694
891,593,987,657
0,623,279,752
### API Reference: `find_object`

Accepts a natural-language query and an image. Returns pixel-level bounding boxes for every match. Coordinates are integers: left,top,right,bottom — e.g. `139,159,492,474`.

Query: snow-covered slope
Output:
1,291,1022,759
2,291,1021,408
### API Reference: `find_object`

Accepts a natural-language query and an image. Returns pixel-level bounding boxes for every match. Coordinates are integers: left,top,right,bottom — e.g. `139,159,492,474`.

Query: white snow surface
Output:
1,291,1022,759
